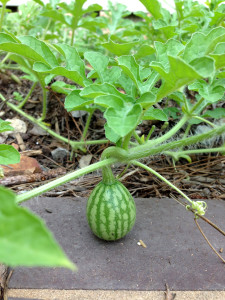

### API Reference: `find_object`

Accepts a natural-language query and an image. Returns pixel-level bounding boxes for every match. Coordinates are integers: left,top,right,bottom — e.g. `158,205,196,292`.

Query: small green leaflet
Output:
202,108,225,119
139,0,163,19
0,186,75,269
189,79,225,103
134,44,155,60
0,119,14,133
136,92,156,108
104,104,142,137
0,145,20,165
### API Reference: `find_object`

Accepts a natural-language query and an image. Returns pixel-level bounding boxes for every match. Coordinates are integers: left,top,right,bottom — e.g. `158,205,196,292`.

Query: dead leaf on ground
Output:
165,283,176,300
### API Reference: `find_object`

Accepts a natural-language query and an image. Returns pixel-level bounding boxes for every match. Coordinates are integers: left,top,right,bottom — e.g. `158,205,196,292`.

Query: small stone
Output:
0,135,6,143
51,147,69,162
79,154,93,168
71,110,87,118
30,124,48,136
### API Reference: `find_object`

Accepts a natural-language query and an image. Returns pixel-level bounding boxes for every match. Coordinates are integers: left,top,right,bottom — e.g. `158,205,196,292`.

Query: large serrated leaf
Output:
41,10,69,25
84,51,109,83
80,83,127,100
182,27,225,63
94,95,124,109
117,55,141,90
0,34,57,67
151,56,208,100
143,107,168,121
210,43,225,69
139,0,163,19
65,91,93,111
104,104,142,137
18,36,58,67
104,123,120,143
102,39,138,56
33,44,90,86
0,186,75,269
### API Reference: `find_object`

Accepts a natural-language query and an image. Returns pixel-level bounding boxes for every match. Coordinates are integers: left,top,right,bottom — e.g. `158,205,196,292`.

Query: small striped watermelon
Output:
86,180,136,241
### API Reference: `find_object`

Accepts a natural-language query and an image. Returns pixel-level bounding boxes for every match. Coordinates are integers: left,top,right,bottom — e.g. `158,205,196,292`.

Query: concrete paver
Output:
8,197,225,293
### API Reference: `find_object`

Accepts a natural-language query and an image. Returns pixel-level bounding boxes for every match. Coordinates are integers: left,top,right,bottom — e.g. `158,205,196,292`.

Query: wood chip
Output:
139,239,147,248
0,264,8,300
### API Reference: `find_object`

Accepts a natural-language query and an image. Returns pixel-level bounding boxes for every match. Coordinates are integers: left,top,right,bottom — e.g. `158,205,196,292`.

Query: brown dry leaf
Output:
2,155,42,176
0,264,8,299
165,283,176,300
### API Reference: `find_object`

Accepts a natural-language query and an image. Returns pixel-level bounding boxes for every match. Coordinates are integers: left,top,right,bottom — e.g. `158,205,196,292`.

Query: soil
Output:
0,70,225,200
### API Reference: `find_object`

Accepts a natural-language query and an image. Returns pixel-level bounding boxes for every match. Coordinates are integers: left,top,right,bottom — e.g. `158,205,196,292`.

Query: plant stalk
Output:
101,122,225,162
165,146,225,157
18,81,38,109
80,110,94,142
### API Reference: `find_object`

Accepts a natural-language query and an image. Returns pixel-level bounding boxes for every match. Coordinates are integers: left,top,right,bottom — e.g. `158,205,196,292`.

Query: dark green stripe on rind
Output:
86,180,136,241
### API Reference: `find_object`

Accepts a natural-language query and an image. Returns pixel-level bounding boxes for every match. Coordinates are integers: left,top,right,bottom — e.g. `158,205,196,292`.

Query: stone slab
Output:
9,197,225,291
8,290,225,300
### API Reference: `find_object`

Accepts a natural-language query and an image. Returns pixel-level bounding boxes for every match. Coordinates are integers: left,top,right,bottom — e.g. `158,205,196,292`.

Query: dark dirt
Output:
0,70,225,200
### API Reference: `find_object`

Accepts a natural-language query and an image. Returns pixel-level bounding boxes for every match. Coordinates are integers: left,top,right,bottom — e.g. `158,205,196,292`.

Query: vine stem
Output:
80,110,94,142
133,131,143,145
16,158,117,203
194,218,225,264
165,146,225,157
3,100,108,149
132,160,193,205
146,125,156,141
40,85,47,121
41,18,51,40
0,1,6,31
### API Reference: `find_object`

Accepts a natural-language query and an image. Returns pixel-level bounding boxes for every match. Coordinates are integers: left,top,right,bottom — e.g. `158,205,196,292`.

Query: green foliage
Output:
0,118,20,165
0,186,75,269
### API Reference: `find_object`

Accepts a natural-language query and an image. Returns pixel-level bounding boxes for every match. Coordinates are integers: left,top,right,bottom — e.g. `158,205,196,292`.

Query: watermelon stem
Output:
101,165,116,185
